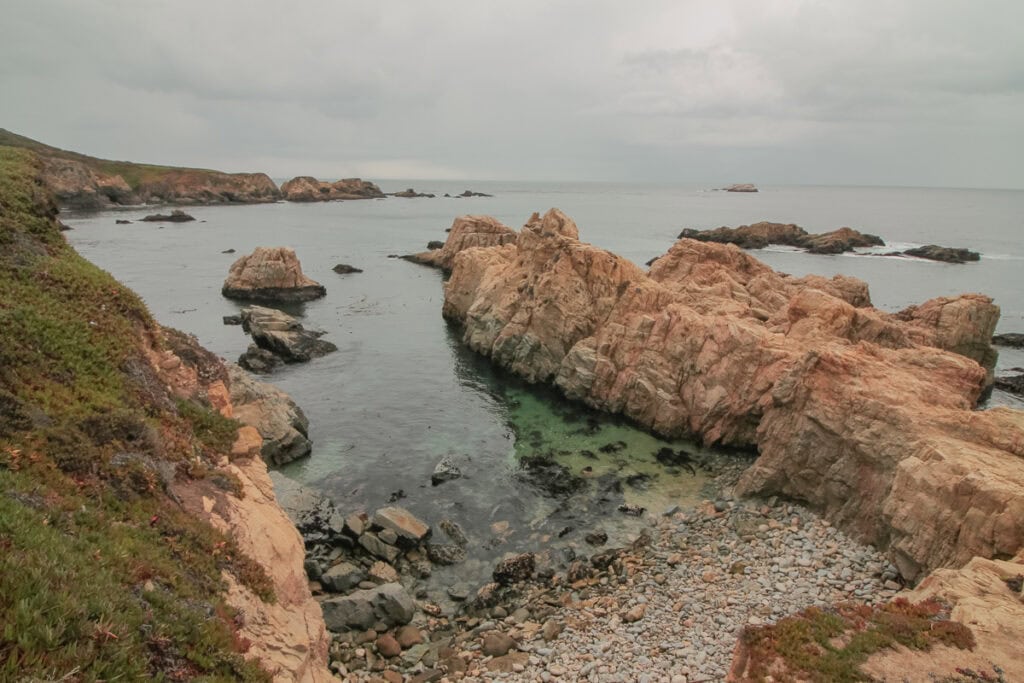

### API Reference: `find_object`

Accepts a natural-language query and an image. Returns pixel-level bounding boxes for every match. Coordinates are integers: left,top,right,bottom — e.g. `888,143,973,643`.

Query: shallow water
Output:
62,181,1024,595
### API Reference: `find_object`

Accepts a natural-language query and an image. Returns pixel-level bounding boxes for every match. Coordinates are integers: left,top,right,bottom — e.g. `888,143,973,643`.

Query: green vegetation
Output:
740,598,976,682
0,145,274,680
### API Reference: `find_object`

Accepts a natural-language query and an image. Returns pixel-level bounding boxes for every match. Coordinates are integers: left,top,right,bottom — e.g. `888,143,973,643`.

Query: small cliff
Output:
435,209,1022,582
0,145,332,680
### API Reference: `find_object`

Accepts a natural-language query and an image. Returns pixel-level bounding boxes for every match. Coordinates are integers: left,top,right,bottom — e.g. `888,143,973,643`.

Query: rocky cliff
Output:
0,144,332,680
436,209,1022,581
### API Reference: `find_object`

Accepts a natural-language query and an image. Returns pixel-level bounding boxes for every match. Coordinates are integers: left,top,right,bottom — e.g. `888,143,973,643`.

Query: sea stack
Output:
222,246,326,302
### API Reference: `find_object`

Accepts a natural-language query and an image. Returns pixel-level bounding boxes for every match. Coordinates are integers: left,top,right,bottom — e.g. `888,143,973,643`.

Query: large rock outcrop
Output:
236,306,337,368
437,209,1022,581
223,247,326,303
280,176,385,202
227,364,313,465
405,214,519,271
679,221,884,254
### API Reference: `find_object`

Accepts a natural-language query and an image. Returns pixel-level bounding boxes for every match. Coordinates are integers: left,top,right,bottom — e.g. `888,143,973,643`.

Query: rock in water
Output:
992,333,1024,348
222,247,326,302
280,176,384,202
139,209,195,222
332,263,363,274
431,456,462,485
238,306,337,364
441,208,1021,581
403,214,519,271
372,507,431,546
227,363,312,465
723,183,758,192
902,244,981,263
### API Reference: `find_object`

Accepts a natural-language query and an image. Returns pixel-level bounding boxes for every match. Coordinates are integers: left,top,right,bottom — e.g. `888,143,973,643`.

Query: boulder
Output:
903,244,981,263
993,333,1024,348
995,373,1024,396
404,214,519,271
267,471,346,541
458,189,493,198
372,507,431,545
237,344,283,373
280,176,385,202
332,263,363,274
801,227,884,254
679,222,807,250
238,306,337,364
227,364,312,465
391,188,435,198
723,183,758,192
359,533,401,563
425,543,465,566
321,562,363,593
222,247,326,303
140,209,195,223
431,456,462,485
321,583,415,631
115,219,131,224
441,209,1021,581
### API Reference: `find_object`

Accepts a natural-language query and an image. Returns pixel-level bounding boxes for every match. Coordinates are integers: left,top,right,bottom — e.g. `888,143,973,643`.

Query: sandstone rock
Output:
903,244,981,263
321,583,415,632
39,156,134,209
404,214,519,271
140,209,195,223
679,222,883,254
227,364,312,465
372,506,431,545
375,634,401,658
238,306,337,364
723,183,758,192
222,247,326,302
441,208,1022,580
281,176,384,202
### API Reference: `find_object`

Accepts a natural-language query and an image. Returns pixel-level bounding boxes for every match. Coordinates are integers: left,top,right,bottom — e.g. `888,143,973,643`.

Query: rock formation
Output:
993,332,1024,348
391,188,435,198
723,183,758,192
140,209,195,222
902,244,981,263
227,363,313,465
434,209,1022,582
280,176,385,202
222,247,326,303
680,221,884,254
236,306,337,368
405,214,519,271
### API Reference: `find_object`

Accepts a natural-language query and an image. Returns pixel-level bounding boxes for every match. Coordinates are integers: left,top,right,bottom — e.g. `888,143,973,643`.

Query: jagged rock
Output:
238,306,337,364
425,543,466,566
140,209,195,223
801,227,885,254
404,215,519,271
458,189,493,197
268,471,346,541
438,519,468,547
723,183,758,192
431,456,462,485
492,553,535,585
903,244,981,263
359,533,401,563
321,562,363,593
332,263,363,274
222,247,326,302
321,583,415,631
115,219,131,224
391,188,435,198
995,373,1024,396
371,507,431,546
227,364,312,465
237,344,283,373
993,333,1024,348
426,240,445,250
280,176,384,202
679,222,883,254
441,208,1020,581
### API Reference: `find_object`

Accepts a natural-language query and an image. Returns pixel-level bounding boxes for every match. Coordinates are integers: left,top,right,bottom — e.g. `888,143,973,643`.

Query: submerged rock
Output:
140,209,195,222
441,208,1019,581
222,247,326,303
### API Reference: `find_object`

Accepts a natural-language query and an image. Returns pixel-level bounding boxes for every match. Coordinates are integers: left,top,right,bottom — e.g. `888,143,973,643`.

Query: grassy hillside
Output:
0,145,273,680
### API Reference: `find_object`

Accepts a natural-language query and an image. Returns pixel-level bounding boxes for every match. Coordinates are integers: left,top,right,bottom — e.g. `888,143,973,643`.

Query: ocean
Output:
63,180,1024,601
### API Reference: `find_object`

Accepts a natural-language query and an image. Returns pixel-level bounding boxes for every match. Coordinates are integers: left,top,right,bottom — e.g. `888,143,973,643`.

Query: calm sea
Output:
63,181,1024,598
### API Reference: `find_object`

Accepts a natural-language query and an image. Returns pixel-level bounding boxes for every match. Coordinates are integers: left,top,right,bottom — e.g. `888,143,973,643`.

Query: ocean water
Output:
63,181,1024,598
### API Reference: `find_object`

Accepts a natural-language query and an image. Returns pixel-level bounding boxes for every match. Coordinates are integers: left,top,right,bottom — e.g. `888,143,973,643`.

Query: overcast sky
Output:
2,1,1022,187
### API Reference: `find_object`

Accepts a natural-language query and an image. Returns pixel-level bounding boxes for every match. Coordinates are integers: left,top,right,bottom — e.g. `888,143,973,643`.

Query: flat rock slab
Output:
373,506,431,545
321,583,416,632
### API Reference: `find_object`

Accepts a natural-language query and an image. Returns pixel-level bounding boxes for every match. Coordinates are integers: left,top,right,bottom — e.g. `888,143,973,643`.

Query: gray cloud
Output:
1,0,1021,187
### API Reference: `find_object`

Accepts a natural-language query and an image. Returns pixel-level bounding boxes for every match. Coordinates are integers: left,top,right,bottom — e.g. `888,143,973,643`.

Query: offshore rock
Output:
723,183,758,192
679,221,883,254
992,332,1024,348
140,209,195,222
227,364,312,465
239,306,337,364
405,214,519,271
441,209,1021,581
903,244,981,263
280,176,384,202
222,247,326,302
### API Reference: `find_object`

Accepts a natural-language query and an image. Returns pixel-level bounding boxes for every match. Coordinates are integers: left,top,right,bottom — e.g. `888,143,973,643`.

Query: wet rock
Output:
431,456,462,486
321,583,415,631
391,188,435,198
458,189,493,198
438,518,468,547
140,209,195,222
493,553,535,585
425,543,465,566
321,562,363,592
992,333,1024,348
221,248,235,253
618,503,646,516
237,344,283,373
517,453,585,497
994,373,1024,396
447,583,471,601
372,507,431,546
222,246,326,302
223,314,243,325
238,306,337,364
426,240,445,250
584,531,608,546
395,625,424,649
903,244,980,263
332,263,363,274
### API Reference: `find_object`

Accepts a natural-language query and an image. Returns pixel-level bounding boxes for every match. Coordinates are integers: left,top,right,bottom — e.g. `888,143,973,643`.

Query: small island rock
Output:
140,209,195,222
222,247,326,302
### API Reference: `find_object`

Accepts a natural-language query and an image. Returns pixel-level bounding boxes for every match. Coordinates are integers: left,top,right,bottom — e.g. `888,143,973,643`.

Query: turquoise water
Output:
62,181,1024,595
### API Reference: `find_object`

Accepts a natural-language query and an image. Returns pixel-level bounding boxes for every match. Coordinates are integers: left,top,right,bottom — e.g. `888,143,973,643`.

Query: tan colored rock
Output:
40,156,133,209
228,363,312,465
223,247,326,302
280,176,384,202
406,214,519,271
441,209,1022,580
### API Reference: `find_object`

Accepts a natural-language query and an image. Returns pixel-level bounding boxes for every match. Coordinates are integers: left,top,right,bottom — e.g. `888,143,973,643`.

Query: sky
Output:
1,1,1022,187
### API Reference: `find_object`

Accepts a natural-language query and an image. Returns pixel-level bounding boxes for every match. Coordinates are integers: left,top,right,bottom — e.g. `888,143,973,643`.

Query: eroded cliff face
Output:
439,209,1022,581
145,331,333,682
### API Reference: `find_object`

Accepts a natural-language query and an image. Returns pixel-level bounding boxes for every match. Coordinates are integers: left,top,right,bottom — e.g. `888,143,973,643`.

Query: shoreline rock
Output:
723,183,758,192
993,332,1024,348
236,305,337,367
679,221,884,254
390,188,435,198
902,244,981,263
222,247,326,303
227,363,313,465
140,209,195,222
281,176,385,202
